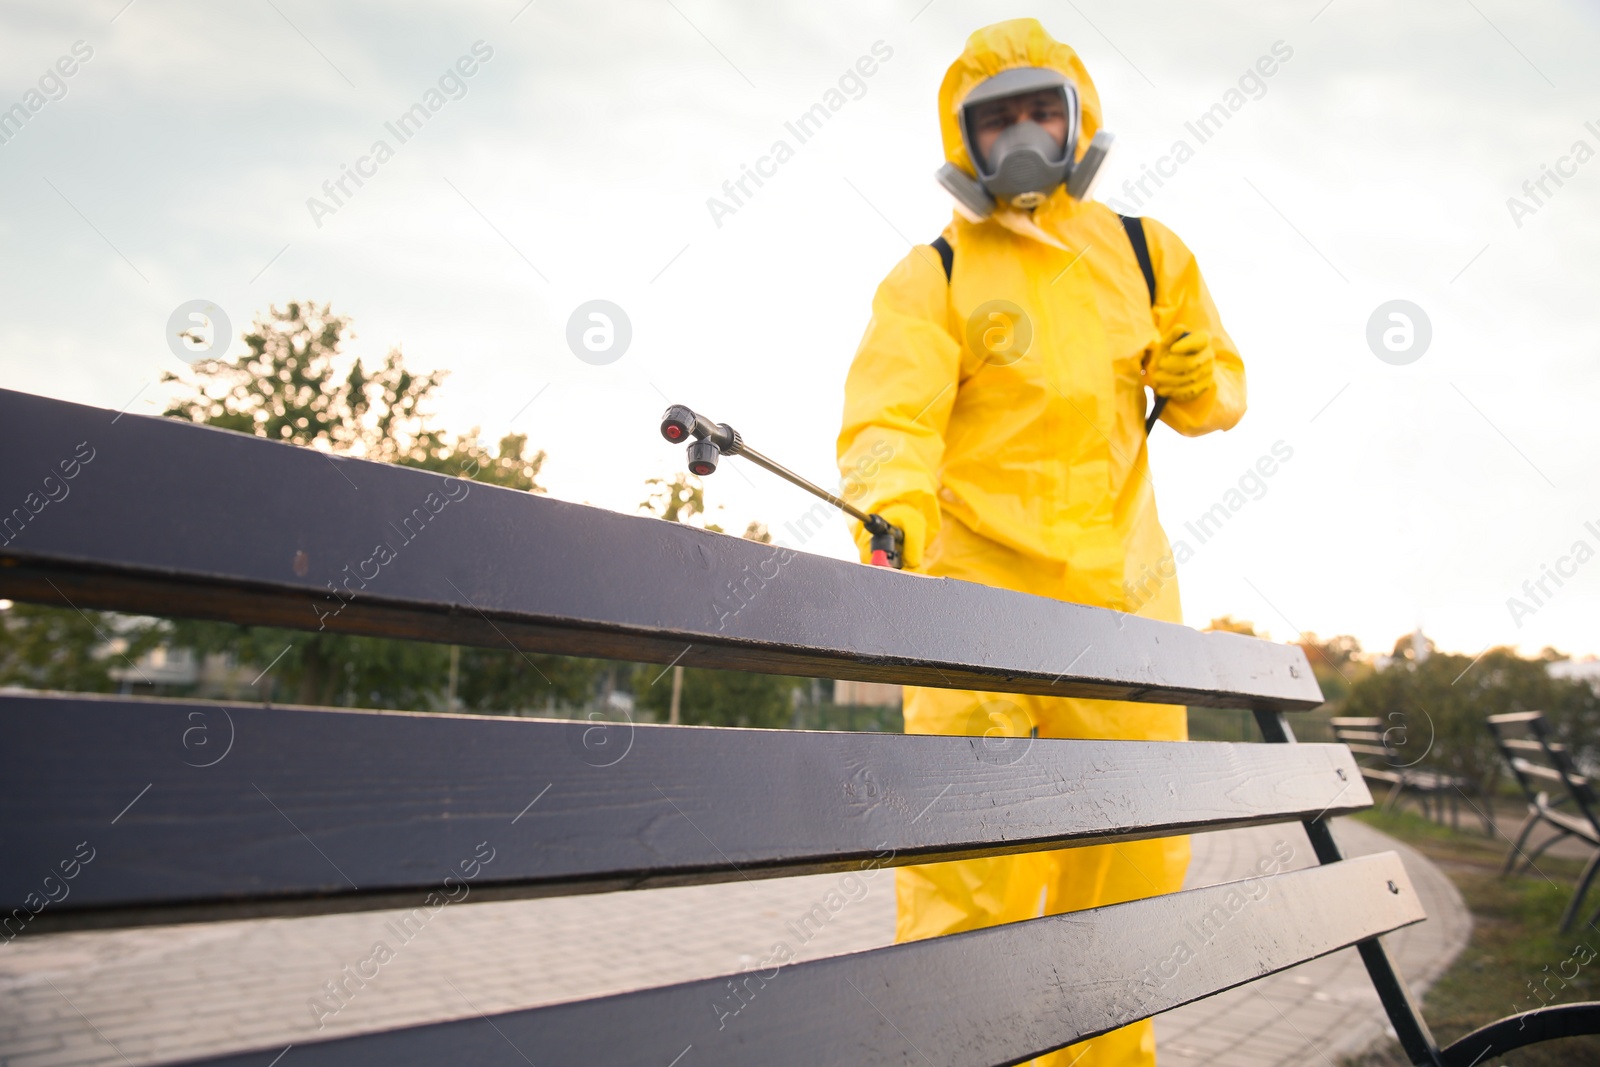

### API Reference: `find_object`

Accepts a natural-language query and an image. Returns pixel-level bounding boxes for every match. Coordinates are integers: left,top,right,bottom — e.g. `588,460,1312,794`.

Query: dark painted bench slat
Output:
169,852,1424,1067
0,388,1322,710
1,693,1368,931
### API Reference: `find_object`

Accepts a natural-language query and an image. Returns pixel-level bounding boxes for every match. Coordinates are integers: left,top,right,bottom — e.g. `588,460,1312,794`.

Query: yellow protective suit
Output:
835,19,1247,1067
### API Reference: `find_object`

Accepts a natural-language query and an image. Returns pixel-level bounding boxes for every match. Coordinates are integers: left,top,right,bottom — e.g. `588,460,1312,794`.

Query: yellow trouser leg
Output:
898,685,1189,1067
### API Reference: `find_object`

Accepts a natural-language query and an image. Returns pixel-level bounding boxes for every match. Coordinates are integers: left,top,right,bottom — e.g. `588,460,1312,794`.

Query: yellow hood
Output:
938,18,1103,178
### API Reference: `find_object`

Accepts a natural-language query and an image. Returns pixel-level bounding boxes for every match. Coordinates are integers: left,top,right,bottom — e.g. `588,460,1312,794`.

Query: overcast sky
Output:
3,0,1598,660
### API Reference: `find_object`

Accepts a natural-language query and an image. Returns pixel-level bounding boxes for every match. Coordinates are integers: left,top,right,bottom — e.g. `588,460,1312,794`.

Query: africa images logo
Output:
705,41,894,228
306,42,495,228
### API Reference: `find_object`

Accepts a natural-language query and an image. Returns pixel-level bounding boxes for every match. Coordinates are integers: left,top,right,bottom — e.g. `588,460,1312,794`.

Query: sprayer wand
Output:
657,404,905,569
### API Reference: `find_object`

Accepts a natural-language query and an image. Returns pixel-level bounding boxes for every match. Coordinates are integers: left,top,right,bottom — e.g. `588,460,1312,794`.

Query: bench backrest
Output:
1331,715,1402,767
1487,711,1599,821
0,387,1447,1067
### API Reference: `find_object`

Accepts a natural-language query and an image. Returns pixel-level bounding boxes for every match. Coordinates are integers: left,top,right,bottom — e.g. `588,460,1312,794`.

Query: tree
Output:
455,644,606,713
1206,615,1264,638
639,472,723,531
163,300,545,489
1341,643,1600,789
1298,633,1363,673
633,665,800,729
1294,632,1368,706
0,601,162,693
1390,630,1436,663
150,300,596,712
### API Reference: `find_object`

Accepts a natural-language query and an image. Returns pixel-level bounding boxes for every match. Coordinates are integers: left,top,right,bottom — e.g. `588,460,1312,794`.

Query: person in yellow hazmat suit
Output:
835,19,1247,1067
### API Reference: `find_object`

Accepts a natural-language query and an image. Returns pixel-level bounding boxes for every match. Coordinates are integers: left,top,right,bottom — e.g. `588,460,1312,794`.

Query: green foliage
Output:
1347,809,1600,1066
0,601,162,693
455,644,608,714
794,701,903,733
144,299,591,712
1295,632,1370,707
1186,706,1260,743
162,299,545,491
1341,647,1600,789
639,471,722,531
633,664,800,729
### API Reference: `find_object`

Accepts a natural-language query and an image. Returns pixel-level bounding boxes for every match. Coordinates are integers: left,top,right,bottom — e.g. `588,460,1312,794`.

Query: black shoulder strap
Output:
930,218,1164,431
931,236,954,282
1119,214,1156,307
933,224,1152,301
1121,215,1167,434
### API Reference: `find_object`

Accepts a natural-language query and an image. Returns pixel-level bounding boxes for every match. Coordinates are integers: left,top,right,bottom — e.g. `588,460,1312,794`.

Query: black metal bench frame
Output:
1331,716,1493,835
1488,710,1600,932
3,386,1597,1067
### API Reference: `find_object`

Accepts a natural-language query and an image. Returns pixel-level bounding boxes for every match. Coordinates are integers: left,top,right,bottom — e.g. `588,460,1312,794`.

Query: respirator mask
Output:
935,67,1115,221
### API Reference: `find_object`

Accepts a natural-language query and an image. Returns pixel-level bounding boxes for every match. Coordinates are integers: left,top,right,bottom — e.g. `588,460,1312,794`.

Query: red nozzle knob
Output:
660,405,697,444
686,438,720,476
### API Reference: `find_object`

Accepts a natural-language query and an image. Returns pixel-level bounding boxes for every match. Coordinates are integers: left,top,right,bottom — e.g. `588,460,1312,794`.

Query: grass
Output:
1342,807,1600,1065
1186,706,1340,744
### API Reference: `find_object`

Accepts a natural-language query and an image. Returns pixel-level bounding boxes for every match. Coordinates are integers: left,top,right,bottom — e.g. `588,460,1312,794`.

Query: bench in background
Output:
1488,709,1600,932
1331,716,1491,835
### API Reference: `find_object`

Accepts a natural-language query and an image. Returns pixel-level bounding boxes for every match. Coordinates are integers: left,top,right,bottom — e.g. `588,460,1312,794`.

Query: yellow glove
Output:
1144,326,1215,404
852,502,927,570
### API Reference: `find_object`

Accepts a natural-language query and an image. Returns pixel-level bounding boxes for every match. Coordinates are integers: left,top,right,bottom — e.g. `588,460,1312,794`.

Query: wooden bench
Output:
3,385,1597,1067
1487,710,1600,931
1331,716,1492,835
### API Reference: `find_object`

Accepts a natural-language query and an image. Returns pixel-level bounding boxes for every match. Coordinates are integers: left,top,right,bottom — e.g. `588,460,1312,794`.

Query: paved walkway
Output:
1157,819,1469,1067
0,819,1468,1067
